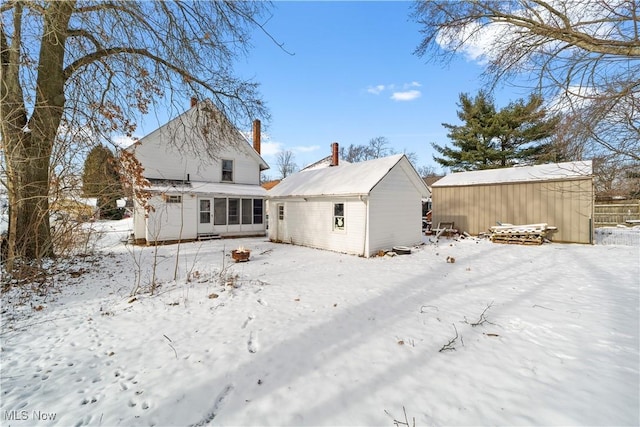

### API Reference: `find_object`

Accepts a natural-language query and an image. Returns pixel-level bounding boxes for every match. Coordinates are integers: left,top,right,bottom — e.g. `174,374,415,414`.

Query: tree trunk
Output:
1,1,75,269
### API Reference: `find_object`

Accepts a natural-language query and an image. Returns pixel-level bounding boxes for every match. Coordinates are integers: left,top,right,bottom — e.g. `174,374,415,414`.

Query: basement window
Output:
333,203,345,231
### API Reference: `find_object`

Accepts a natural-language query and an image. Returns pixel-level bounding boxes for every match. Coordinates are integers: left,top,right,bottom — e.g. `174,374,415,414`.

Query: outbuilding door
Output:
198,198,214,234
274,203,284,241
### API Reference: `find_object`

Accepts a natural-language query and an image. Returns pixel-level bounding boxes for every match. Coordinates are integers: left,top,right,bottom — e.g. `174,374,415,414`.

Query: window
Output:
199,199,211,224
278,205,284,220
228,198,239,224
253,199,263,224
166,195,182,204
242,199,252,224
222,159,233,182
333,203,345,230
214,198,226,225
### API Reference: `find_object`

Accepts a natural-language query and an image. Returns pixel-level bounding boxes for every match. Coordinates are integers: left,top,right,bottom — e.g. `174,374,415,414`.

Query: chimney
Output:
190,97,198,108
330,142,339,166
252,119,261,154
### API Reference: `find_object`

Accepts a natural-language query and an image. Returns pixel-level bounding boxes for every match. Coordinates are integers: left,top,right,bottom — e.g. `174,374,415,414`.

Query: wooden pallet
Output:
433,221,457,238
489,223,549,245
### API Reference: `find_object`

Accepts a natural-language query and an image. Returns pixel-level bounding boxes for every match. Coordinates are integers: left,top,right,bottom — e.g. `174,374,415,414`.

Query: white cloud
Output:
435,2,616,66
391,90,422,101
292,145,320,153
112,135,139,149
436,20,508,65
259,141,283,157
546,85,598,114
367,82,423,101
367,85,386,95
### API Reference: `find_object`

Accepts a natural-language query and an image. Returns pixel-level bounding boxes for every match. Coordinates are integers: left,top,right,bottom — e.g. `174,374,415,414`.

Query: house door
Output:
198,198,214,234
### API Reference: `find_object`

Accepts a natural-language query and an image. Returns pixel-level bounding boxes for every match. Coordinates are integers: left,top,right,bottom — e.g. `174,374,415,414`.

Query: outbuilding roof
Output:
268,154,429,198
432,161,593,187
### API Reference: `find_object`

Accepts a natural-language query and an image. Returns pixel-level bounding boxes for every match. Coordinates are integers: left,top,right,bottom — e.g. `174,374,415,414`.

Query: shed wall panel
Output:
432,177,593,243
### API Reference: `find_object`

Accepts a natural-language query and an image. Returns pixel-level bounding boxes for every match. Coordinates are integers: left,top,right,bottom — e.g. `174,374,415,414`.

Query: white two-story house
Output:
127,98,269,243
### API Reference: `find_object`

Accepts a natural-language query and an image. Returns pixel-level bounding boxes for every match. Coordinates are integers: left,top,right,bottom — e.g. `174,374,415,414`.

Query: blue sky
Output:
137,1,532,175
234,0,531,174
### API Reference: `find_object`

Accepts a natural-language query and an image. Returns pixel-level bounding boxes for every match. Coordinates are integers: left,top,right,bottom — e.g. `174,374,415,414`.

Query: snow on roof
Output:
269,154,408,198
149,181,267,197
301,156,352,171
432,161,593,187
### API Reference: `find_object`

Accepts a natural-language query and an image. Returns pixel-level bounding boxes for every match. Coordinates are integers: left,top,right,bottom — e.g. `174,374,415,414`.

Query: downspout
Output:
361,195,369,257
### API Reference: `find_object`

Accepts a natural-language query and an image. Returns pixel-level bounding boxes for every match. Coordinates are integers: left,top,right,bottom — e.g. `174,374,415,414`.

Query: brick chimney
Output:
252,119,261,154
190,97,198,108
330,142,339,166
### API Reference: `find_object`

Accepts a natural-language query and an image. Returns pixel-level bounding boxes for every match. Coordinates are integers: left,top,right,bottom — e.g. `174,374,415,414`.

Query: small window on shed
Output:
278,205,284,220
222,159,233,182
333,203,345,230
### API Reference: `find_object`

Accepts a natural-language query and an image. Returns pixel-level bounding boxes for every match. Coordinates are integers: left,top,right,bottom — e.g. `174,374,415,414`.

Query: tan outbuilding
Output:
431,161,594,244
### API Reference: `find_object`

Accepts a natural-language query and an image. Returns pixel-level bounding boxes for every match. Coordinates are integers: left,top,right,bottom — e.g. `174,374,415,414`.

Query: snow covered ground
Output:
1,219,638,426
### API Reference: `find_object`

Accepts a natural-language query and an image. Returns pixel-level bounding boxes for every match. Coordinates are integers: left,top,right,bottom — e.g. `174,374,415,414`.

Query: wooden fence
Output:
594,200,640,227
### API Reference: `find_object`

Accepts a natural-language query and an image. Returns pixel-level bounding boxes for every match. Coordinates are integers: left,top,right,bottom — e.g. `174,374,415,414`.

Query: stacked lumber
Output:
489,223,549,245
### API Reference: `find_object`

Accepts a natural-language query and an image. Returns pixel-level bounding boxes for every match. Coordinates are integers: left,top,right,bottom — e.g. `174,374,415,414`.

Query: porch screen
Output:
242,199,252,224
214,198,226,225
253,199,263,224
228,198,240,224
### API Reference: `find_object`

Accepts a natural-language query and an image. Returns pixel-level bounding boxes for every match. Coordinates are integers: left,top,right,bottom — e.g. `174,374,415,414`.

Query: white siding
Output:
133,200,147,240
142,193,265,242
145,195,198,242
368,164,424,254
129,101,269,243
132,137,260,185
267,198,367,256
266,156,428,256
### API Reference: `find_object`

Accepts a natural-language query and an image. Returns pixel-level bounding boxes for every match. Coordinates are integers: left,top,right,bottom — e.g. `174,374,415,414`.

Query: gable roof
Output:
268,154,430,198
432,161,593,187
126,99,269,171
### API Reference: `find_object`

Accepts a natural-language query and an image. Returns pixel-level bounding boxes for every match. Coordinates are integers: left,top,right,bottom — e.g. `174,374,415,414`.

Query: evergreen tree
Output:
82,146,123,219
432,91,559,171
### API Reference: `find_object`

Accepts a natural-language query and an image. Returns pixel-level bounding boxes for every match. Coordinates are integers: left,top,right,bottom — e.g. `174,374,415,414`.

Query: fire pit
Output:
231,247,251,262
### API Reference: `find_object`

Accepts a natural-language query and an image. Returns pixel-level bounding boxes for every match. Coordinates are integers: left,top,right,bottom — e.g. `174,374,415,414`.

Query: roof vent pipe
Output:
331,142,339,166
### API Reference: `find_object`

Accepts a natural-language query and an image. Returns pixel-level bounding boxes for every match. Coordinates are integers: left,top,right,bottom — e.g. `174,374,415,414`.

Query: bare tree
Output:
412,0,640,163
275,150,297,179
368,136,392,159
339,143,371,163
417,164,439,178
1,1,272,271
